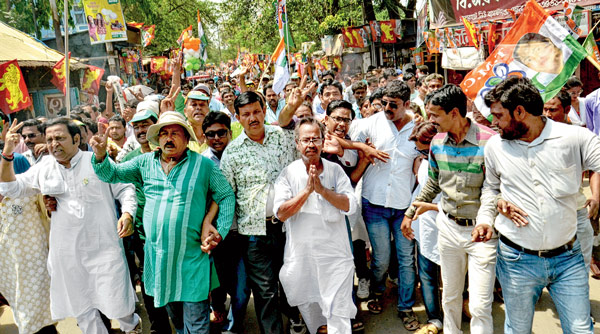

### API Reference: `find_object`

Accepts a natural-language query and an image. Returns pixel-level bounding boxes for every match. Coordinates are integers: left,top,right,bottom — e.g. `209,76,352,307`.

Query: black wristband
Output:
1,152,14,162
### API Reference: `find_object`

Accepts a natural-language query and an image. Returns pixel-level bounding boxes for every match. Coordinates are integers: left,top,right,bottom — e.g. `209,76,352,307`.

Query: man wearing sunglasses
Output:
352,80,421,330
18,119,47,165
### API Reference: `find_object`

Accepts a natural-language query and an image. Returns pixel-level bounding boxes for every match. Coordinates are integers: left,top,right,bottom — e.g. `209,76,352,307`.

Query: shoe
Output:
357,278,370,299
289,317,307,334
126,320,143,334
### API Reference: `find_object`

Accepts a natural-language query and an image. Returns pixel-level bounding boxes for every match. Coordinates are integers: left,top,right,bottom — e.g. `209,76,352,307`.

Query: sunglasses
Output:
22,133,39,139
381,100,399,109
205,129,228,139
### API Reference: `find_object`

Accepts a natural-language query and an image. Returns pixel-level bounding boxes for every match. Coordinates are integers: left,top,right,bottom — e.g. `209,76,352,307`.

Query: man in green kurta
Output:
90,111,235,334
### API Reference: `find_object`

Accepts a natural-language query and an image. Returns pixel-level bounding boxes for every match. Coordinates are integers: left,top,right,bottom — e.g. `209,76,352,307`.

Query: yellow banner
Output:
82,0,127,45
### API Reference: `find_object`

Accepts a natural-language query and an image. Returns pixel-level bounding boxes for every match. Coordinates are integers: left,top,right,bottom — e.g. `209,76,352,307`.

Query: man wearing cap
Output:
116,100,159,162
290,73,301,86
193,83,225,113
91,111,235,334
184,90,212,153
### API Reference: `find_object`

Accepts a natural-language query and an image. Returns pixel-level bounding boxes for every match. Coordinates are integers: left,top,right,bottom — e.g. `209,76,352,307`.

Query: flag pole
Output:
258,55,274,91
63,0,70,117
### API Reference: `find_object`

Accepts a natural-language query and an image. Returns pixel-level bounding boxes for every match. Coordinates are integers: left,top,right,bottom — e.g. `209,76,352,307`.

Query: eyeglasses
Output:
382,100,399,109
22,133,39,139
568,90,583,97
205,129,229,139
330,116,352,124
298,137,323,146
372,103,383,110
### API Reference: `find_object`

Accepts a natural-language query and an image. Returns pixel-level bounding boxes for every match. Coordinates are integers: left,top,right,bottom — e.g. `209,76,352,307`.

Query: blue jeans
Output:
497,239,593,334
166,300,211,334
417,242,442,322
362,198,416,311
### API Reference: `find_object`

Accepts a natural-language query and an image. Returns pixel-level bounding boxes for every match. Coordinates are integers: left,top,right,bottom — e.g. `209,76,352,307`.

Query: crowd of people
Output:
0,58,599,334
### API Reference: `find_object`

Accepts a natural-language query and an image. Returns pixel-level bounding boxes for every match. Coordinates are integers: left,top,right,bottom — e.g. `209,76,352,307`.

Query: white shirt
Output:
352,111,418,209
411,159,440,265
568,97,587,127
477,119,600,250
273,159,358,318
0,151,138,319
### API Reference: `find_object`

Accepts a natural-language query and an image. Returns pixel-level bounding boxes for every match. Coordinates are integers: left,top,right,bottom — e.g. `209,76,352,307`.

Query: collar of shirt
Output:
238,125,275,146
442,119,479,146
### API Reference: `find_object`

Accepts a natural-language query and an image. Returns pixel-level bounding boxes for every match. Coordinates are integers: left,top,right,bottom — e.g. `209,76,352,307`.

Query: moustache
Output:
250,121,260,126
164,142,175,148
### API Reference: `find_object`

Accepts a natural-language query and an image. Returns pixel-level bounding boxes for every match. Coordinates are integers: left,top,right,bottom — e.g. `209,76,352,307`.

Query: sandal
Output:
367,298,383,314
317,325,328,334
399,310,420,331
210,309,227,324
351,319,364,332
415,323,438,334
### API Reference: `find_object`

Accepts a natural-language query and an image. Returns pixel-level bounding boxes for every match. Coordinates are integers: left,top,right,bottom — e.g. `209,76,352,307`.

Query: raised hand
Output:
160,86,180,113
89,131,109,162
105,81,114,94
3,119,23,156
323,134,343,156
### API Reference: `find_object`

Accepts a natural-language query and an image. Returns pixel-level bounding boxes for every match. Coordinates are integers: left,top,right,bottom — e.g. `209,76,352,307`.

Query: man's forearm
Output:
405,177,441,218
278,104,295,127
320,189,350,212
0,158,16,182
105,91,113,116
276,189,310,222
591,171,600,201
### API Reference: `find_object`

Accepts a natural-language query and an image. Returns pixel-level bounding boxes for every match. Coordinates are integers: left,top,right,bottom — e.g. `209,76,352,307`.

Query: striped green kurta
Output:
92,150,235,307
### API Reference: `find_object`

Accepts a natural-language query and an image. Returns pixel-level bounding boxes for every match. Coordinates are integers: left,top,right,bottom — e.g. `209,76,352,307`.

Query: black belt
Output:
499,235,577,258
447,213,476,227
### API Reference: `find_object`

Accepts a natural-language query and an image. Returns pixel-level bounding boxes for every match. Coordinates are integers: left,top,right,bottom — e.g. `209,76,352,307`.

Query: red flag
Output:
150,56,168,73
487,22,501,52
380,21,397,43
0,60,31,113
369,21,380,43
351,28,365,48
342,28,355,47
81,65,105,96
462,17,479,48
51,53,70,95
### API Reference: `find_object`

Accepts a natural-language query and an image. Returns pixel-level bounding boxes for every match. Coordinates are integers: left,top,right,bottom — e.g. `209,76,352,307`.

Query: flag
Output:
563,2,584,37
271,37,289,94
274,0,294,48
487,22,501,52
583,32,600,70
461,0,588,119
369,21,381,43
333,56,342,71
0,60,31,113
177,25,193,46
462,17,479,48
342,28,355,47
127,22,144,29
198,11,208,64
81,65,105,95
411,47,425,66
424,31,440,53
352,28,365,48
445,28,458,49
142,25,155,47
380,21,397,43
150,56,168,73
51,53,70,95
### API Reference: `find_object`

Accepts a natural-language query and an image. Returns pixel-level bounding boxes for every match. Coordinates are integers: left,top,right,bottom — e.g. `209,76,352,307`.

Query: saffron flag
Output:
380,21,396,43
81,65,105,95
369,21,381,43
271,36,289,94
583,32,600,71
51,53,70,95
462,17,479,48
487,23,501,52
198,11,208,64
352,28,365,48
0,60,31,113
460,0,587,118
150,56,168,73
274,0,294,48
127,22,144,29
177,25,193,46
142,25,155,47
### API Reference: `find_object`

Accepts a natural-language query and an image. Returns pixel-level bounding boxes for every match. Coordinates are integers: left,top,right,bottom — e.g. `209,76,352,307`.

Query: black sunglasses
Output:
381,100,399,109
205,129,229,139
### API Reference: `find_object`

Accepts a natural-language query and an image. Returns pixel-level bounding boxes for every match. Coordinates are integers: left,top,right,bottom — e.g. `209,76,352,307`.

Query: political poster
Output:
82,0,128,44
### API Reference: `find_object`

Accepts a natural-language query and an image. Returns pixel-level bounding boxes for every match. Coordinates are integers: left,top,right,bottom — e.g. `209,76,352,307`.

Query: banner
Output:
150,56,168,73
81,65,105,96
583,31,600,70
380,21,397,43
461,0,587,118
82,0,127,44
0,60,31,114
429,0,596,28
142,25,155,47
51,53,70,95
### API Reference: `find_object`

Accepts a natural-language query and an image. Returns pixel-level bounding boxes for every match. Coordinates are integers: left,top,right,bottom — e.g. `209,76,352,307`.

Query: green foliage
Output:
0,0,76,38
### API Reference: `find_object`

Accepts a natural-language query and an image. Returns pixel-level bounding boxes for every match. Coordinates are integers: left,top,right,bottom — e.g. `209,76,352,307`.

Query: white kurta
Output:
410,159,441,265
274,159,359,325
0,151,137,320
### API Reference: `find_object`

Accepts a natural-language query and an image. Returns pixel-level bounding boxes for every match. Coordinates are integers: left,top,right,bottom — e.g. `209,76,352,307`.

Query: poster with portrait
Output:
82,0,127,45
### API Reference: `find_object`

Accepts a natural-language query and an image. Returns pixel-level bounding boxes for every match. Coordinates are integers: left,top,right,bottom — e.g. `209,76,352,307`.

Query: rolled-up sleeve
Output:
209,162,235,239
111,182,138,218
477,144,501,227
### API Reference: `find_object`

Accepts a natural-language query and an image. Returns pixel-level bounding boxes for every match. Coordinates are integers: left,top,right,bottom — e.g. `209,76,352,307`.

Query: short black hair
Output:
326,99,355,119
428,84,468,117
484,76,544,116
99,102,106,113
552,90,571,109
321,70,336,80
383,80,411,102
403,72,415,82
44,117,81,144
369,87,385,103
416,77,426,88
109,115,126,127
202,111,232,132
84,118,98,134
263,83,274,96
18,119,44,134
319,79,343,95
294,116,326,140
417,65,429,75
351,81,367,92
403,63,417,75
564,76,583,90
234,91,264,115
383,68,397,80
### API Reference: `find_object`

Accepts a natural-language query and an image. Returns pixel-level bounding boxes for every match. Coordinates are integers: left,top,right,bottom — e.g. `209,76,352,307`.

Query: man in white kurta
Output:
0,118,140,334
274,117,358,334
